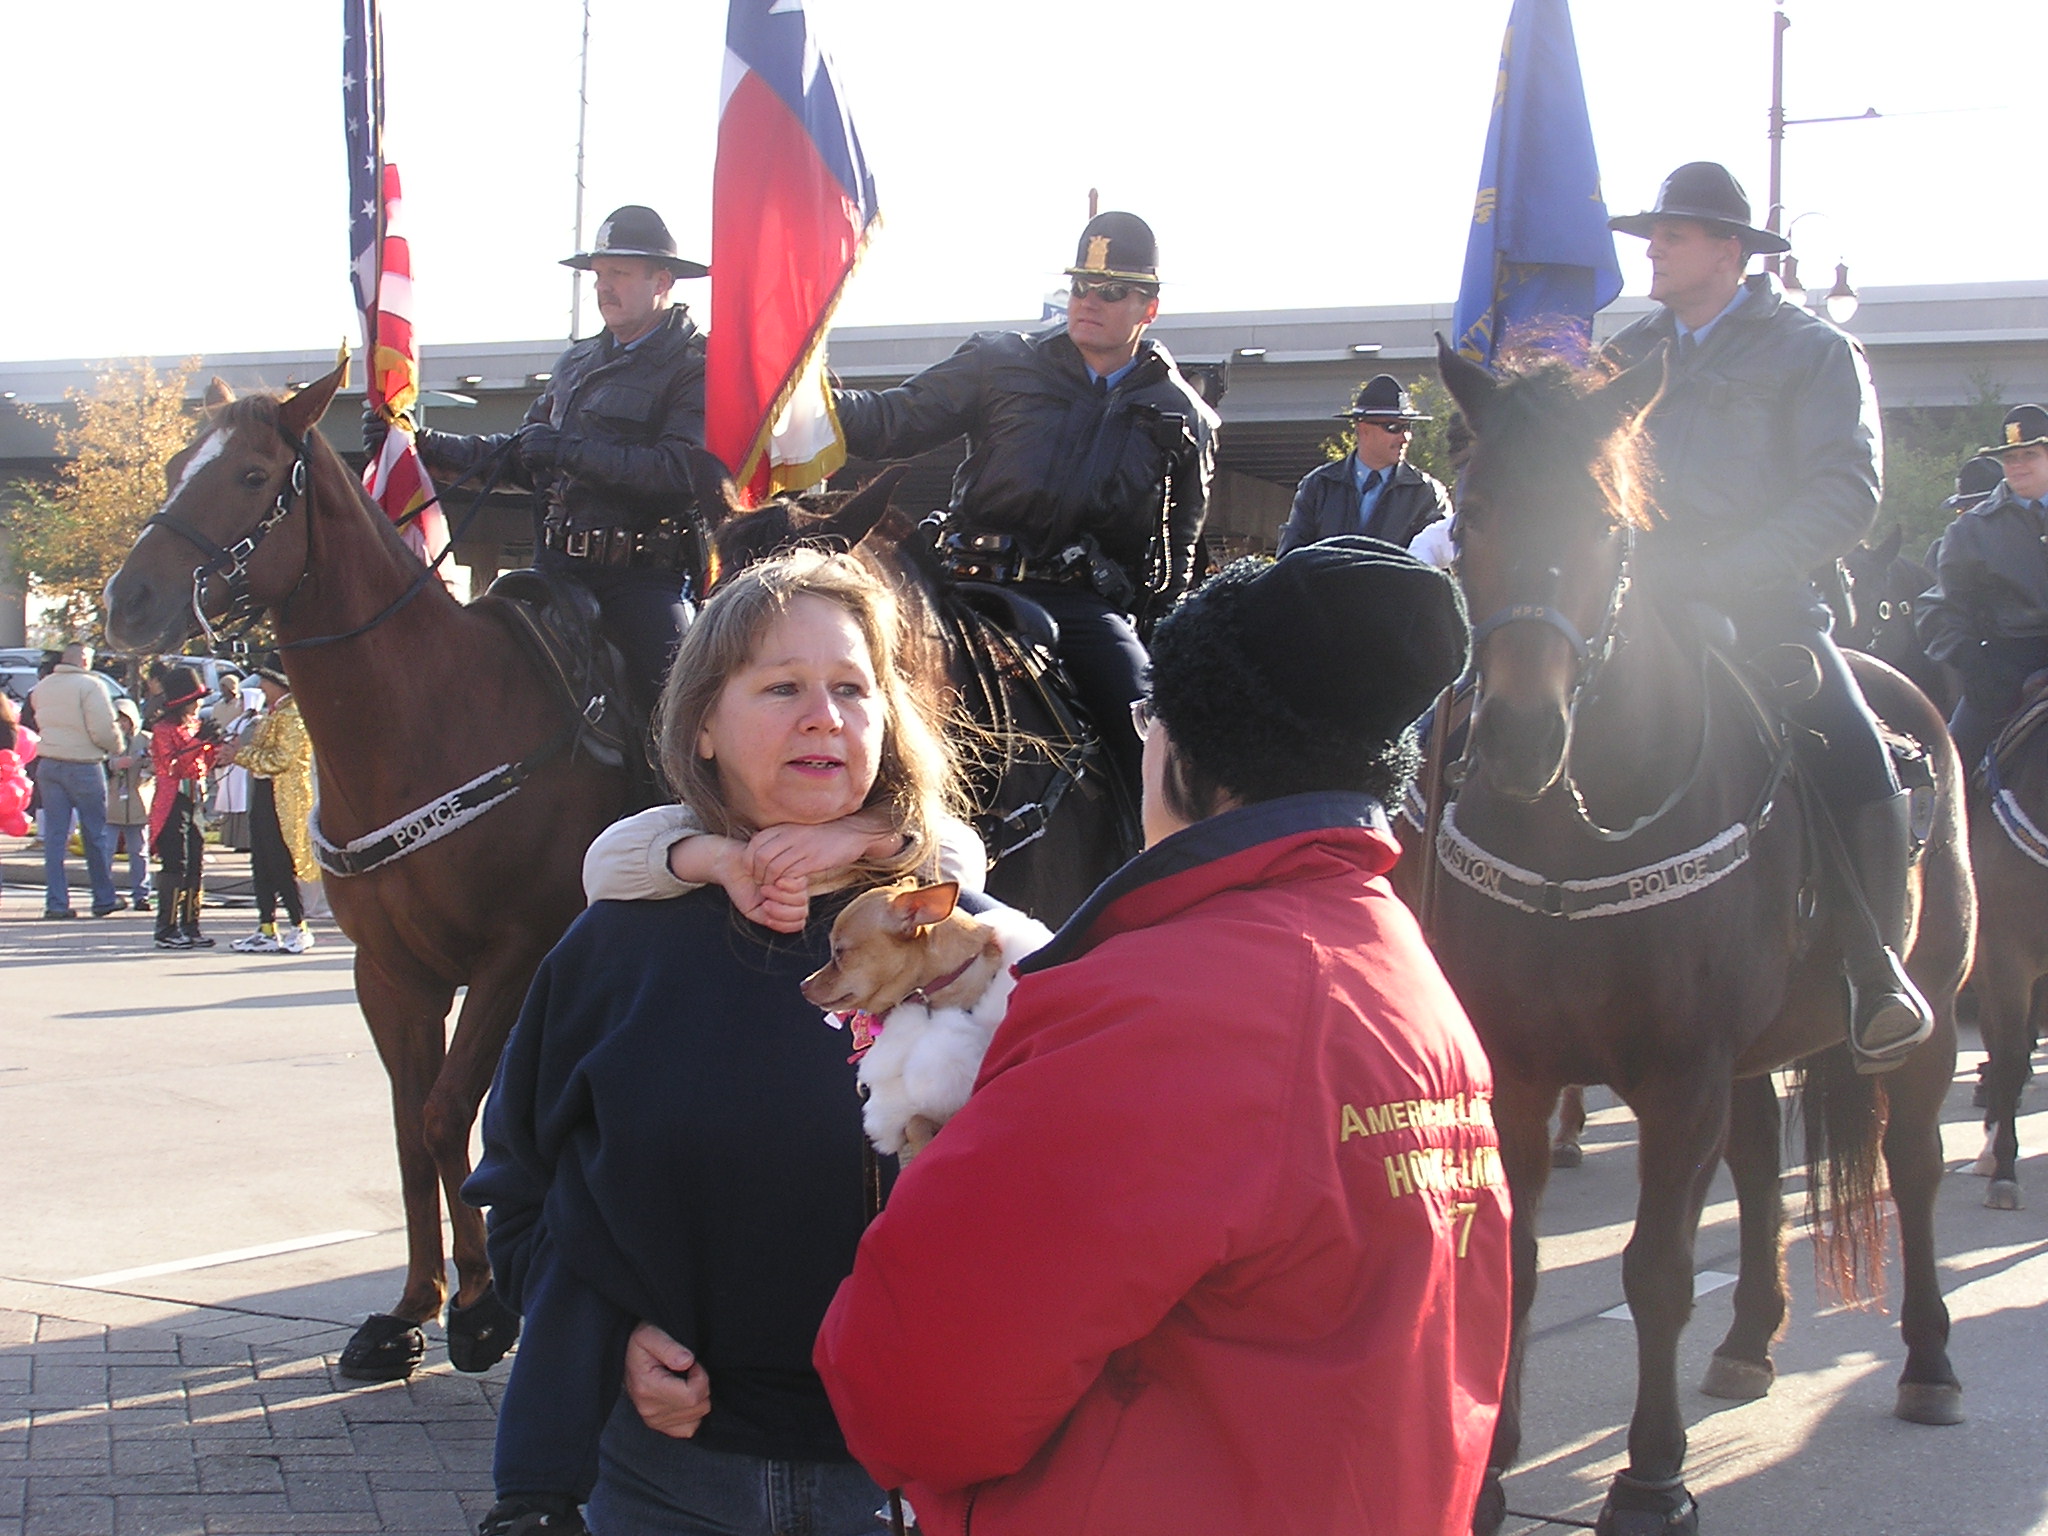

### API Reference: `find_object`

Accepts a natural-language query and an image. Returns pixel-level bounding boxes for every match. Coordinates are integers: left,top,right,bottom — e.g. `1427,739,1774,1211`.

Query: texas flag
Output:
706,0,879,503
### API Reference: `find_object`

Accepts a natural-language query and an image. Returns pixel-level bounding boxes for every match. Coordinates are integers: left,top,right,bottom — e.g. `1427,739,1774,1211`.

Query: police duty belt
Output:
310,722,575,878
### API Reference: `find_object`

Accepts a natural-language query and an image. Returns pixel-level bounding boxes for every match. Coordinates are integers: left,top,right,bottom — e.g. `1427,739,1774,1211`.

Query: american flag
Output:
343,0,451,576
705,0,879,504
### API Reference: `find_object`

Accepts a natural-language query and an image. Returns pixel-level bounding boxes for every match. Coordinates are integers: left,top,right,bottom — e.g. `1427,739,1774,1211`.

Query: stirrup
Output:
1848,949,1934,1074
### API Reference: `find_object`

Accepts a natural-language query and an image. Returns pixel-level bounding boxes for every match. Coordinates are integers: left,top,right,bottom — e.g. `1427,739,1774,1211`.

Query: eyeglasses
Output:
1129,696,1158,741
1363,420,1415,436
1070,279,1152,304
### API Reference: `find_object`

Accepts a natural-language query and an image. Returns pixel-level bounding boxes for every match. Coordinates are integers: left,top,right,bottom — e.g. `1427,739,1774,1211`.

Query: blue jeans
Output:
39,759,117,914
102,822,152,904
586,1400,886,1536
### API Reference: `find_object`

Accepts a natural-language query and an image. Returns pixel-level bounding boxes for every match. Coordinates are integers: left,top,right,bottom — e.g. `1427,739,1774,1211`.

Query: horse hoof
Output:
1594,1473,1698,1536
1985,1179,2023,1212
337,1313,426,1382
1701,1352,1775,1401
1895,1381,1965,1426
1551,1140,1584,1169
446,1286,521,1373
1471,1466,1507,1535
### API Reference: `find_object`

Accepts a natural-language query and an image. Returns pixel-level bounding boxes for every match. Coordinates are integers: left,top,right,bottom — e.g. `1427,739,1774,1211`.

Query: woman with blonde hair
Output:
465,549,967,1536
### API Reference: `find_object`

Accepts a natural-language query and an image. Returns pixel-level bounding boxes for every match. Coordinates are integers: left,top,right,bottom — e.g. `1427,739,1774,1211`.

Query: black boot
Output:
1838,791,1934,1073
155,890,190,950
180,888,215,948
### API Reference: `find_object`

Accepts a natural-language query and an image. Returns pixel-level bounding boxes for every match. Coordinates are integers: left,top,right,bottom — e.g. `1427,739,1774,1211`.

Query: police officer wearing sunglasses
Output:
833,211,1219,815
1277,376,1449,555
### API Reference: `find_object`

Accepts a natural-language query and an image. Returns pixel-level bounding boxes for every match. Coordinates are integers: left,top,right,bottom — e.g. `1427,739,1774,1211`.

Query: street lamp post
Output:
1765,0,1880,278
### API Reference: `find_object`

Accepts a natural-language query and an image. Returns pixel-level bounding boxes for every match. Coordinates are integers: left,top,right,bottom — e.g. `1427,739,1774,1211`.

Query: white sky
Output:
3,0,2039,363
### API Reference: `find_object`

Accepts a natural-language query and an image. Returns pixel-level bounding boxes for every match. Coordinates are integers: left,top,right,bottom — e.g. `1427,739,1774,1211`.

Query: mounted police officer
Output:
1604,161,1931,1073
1918,406,2048,769
831,210,1219,811
369,205,710,717
1278,376,1449,554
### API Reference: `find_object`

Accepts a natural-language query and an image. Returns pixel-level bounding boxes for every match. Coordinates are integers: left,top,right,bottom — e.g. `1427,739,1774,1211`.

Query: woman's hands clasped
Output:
678,809,905,933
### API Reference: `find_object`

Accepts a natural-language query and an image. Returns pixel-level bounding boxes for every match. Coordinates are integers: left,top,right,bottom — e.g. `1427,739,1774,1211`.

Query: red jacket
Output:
149,717,217,846
816,795,1511,1536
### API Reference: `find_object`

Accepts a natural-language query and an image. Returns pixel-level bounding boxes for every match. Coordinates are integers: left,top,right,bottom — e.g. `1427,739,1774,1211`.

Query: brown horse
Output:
1426,342,1973,1535
104,361,630,1380
1966,711,2048,1210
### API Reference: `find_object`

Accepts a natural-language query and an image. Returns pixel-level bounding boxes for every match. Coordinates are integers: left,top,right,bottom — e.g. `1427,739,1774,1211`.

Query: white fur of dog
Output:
855,902,1052,1156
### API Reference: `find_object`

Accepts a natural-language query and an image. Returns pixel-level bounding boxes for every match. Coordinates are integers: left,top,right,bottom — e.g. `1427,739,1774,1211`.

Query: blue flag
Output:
1451,0,1622,363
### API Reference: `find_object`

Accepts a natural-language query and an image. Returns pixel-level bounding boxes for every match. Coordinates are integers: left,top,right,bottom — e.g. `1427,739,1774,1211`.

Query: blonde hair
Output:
655,548,960,886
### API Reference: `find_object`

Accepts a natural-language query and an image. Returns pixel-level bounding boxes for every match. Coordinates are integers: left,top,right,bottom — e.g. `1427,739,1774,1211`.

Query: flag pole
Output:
569,0,592,341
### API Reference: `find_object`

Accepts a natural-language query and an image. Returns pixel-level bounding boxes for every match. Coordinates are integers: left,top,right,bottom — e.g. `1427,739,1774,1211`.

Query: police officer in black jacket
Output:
1605,161,1931,1073
833,211,1219,805
1278,376,1450,554
1918,406,2048,767
368,206,710,716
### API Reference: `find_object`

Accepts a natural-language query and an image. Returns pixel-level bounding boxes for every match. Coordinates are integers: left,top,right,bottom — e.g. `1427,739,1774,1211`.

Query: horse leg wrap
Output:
445,1286,520,1373
337,1312,427,1382
1594,1471,1699,1536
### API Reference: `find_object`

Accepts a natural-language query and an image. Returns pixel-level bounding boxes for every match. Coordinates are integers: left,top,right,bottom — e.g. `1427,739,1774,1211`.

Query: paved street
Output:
4,835,2047,1535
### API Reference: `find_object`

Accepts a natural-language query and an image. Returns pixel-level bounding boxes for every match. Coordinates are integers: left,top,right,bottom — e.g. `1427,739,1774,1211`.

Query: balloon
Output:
0,750,27,837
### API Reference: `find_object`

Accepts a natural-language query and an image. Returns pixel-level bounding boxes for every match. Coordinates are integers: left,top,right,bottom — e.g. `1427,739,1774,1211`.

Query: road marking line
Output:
1599,1270,1738,1322
66,1230,378,1288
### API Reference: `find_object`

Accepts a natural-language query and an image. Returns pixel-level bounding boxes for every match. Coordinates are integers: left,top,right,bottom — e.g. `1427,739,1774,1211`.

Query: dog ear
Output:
888,880,961,933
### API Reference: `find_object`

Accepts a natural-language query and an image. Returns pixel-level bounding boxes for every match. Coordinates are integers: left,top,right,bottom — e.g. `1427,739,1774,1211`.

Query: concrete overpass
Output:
4,280,2044,639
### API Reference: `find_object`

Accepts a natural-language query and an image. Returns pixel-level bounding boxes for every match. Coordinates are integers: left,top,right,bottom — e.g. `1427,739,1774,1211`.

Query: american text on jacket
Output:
1339,1092,1495,1139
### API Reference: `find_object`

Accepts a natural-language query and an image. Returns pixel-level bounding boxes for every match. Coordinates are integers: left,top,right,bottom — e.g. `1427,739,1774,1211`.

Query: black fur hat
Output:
1150,537,1470,802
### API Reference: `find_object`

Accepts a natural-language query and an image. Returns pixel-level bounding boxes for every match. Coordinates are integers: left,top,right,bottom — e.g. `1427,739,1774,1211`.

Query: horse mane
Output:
1467,347,1661,538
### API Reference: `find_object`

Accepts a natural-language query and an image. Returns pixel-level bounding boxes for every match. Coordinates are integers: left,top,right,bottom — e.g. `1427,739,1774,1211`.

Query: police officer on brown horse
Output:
832,211,1218,815
1604,161,1932,1073
368,205,710,718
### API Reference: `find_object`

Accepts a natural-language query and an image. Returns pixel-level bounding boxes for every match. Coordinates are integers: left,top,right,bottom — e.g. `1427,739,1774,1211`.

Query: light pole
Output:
1765,0,1879,277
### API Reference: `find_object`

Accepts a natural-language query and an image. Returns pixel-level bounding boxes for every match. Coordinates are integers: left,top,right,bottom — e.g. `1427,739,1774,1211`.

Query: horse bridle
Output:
1460,523,1720,842
144,421,312,652
1466,523,1634,707
145,415,516,657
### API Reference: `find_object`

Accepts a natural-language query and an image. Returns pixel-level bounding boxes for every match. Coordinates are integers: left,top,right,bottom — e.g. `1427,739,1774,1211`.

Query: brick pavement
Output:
0,1284,503,1536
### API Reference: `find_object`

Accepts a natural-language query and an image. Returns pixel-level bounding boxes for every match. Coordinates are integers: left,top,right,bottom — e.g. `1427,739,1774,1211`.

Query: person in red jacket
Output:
803,536,1512,1536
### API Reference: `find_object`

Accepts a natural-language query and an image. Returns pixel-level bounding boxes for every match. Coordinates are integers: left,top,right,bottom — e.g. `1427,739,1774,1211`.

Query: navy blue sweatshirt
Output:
466,887,889,1462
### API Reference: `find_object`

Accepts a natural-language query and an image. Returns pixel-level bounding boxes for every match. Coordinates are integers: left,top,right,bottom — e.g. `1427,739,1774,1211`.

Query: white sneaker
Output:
231,929,283,953
278,924,315,954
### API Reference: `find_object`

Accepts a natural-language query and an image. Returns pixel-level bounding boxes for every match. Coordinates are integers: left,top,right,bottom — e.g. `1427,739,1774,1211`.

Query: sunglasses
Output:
1361,420,1415,436
1070,279,1152,304
1129,695,1158,741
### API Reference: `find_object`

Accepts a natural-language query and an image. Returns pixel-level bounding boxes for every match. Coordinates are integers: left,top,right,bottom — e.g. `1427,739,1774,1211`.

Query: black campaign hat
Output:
561,205,708,279
1981,404,2048,457
1151,536,1470,799
1338,374,1432,423
1945,455,2006,509
1064,211,1160,285
1609,162,1790,256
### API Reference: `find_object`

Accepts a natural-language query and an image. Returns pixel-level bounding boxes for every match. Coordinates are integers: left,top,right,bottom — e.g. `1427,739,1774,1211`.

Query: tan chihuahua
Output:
803,879,1051,1159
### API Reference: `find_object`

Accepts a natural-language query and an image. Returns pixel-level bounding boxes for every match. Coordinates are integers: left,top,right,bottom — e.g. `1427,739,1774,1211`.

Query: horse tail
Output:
1791,1043,1891,1306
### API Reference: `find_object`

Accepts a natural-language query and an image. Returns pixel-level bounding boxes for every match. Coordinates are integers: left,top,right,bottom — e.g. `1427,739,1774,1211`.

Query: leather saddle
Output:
474,569,639,774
